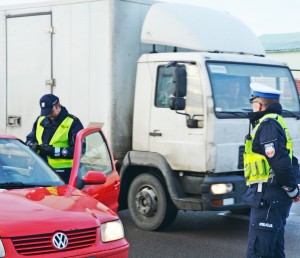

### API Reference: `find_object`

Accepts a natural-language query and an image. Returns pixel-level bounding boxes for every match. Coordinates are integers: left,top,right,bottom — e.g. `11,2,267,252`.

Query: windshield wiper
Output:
217,111,249,117
282,109,300,120
0,182,47,189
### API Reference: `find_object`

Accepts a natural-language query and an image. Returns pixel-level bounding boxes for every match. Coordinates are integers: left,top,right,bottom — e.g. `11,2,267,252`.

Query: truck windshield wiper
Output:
282,109,300,120
218,111,249,117
0,182,46,189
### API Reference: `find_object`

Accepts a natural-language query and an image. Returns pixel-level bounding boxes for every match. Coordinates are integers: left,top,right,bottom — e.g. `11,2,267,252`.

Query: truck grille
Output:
11,227,97,256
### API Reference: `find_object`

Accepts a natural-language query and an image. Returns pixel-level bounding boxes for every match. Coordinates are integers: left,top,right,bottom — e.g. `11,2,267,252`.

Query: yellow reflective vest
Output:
36,116,74,169
244,113,293,186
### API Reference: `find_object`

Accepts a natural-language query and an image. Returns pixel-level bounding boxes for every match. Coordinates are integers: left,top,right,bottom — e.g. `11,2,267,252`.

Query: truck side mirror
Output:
173,66,187,97
169,97,185,110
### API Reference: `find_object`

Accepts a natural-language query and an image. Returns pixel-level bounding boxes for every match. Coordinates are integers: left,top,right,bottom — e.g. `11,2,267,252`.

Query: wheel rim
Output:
135,186,158,217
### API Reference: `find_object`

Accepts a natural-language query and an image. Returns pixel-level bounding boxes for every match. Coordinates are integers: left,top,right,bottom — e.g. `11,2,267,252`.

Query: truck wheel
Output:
128,173,178,231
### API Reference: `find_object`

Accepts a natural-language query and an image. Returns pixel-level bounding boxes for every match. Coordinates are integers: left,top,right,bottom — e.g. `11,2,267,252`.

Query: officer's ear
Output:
55,103,62,111
257,98,264,111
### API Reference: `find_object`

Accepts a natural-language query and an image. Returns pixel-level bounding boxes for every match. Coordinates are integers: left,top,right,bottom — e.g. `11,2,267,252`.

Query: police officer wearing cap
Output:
243,82,300,258
26,94,83,183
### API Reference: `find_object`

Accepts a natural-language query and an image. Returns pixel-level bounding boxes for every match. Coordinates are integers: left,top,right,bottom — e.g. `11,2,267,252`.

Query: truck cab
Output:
119,3,300,230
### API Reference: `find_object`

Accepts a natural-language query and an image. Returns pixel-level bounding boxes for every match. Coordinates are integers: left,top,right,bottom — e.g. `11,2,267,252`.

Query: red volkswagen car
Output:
0,127,129,257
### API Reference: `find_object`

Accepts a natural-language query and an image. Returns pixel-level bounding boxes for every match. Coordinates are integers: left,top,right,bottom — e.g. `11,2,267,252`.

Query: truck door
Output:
6,13,53,140
149,63,207,172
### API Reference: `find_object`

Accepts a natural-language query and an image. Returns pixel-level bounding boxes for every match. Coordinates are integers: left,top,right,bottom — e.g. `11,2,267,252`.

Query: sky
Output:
161,0,300,36
0,0,299,36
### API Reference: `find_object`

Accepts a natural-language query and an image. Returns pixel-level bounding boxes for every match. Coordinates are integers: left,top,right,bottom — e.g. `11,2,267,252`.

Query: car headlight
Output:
0,239,6,257
100,219,124,242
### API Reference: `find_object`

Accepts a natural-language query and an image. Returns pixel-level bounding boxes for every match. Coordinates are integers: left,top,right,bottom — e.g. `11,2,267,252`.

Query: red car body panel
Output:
0,186,115,237
0,186,129,257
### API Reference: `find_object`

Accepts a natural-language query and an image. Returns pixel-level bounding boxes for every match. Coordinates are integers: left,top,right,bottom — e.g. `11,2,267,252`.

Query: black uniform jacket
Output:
26,106,84,162
244,103,299,207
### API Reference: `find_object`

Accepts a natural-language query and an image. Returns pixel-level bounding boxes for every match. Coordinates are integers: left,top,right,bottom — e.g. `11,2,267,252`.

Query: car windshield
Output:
207,62,300,118
0,138,64,188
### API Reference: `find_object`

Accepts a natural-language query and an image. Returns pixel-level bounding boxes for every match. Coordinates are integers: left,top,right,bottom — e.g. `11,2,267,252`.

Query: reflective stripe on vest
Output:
244,113,293,186
36,116,74,169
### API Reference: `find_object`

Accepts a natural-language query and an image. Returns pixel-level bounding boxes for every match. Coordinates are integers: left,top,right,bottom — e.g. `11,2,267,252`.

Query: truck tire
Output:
128,173,178,231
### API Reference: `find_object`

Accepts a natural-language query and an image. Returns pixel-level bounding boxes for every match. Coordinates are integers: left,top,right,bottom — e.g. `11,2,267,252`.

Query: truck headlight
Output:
211,183,233,194
100,219,124,242
0,239,5,257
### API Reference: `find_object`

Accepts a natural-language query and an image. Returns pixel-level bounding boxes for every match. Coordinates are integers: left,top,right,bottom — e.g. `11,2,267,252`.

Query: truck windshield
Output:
207,61,300,118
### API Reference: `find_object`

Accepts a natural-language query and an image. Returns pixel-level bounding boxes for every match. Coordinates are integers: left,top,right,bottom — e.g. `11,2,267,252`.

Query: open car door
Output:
69,127,120,213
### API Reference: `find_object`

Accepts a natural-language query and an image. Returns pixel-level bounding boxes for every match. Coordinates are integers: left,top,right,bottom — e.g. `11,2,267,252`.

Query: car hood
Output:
0,185,118,237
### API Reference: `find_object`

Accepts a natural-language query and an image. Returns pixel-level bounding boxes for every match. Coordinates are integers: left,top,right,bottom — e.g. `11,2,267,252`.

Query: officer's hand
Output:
28,142,39,152
38,144,55,157
293,196,300,202
293,184,300,202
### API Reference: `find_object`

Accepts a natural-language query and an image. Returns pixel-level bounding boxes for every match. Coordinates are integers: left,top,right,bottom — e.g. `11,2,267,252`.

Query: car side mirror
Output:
82,171,107,185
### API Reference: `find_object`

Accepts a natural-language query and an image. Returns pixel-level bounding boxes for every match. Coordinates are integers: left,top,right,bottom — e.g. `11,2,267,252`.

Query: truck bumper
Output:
201,174,248,211
174,174,248,211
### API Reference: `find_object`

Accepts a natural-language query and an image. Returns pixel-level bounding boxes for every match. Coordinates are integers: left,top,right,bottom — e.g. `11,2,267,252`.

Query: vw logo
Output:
52,232,68,250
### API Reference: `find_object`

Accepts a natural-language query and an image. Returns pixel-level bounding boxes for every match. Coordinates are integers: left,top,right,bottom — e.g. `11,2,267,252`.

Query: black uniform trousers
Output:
247,202,291,258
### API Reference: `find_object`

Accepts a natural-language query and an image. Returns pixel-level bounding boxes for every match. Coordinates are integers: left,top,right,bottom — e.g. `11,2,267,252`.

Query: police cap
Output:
40,94,59,116
250,82,281,101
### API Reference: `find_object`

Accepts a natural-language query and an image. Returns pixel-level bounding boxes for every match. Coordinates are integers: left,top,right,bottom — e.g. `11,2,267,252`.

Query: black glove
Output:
27,142,39,152
38,144,55,157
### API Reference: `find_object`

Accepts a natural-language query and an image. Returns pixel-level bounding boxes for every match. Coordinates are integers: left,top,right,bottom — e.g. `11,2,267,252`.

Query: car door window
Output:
79,132,113,178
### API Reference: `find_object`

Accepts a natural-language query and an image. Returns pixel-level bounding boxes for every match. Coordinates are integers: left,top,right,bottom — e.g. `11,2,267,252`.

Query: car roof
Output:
0,134,17,139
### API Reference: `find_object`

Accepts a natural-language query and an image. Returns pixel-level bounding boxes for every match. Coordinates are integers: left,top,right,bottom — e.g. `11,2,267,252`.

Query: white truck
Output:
1,0,300,231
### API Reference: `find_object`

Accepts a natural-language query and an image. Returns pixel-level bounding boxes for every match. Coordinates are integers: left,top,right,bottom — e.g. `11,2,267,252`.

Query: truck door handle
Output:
149,130,162,137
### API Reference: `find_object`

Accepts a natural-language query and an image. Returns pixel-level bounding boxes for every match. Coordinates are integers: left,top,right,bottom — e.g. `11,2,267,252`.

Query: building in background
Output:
260,32,300,94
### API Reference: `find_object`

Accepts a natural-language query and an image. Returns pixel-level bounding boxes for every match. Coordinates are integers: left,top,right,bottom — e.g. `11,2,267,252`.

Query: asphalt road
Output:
118,203,300,258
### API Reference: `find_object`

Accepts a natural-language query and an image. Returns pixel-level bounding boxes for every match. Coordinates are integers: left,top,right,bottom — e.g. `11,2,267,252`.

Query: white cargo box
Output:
0,0,154,159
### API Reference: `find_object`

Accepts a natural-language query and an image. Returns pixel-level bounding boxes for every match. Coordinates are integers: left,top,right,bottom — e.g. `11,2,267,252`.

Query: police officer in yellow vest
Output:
26,94,83,183
243,82,300,258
